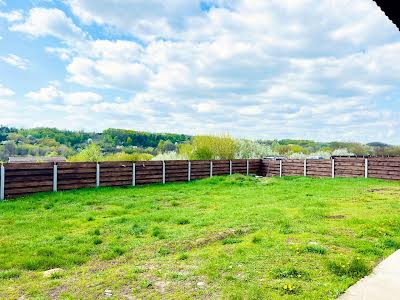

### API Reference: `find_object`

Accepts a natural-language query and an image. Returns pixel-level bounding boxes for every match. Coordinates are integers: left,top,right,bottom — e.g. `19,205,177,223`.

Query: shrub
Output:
68,143,102,162
179,135,237,160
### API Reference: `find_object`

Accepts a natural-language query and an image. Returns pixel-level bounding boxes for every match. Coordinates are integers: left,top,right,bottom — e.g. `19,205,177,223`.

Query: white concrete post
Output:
0,164,4,200
246,160,249,176
188,161,191,181
229,160,232,175
304,159,307,177
96,163,100,187
332,159,335,178
162,161,166,184
53,164,58,192
132,163,136,186
210,161,213,177
365,158,368,178
279,160,283,177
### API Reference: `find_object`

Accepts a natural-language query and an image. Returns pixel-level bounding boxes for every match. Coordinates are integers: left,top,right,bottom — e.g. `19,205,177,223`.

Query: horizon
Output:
1,125,396,146
0,1,400,143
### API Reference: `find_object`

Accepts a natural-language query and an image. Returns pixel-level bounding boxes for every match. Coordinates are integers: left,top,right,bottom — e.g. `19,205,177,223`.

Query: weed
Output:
158,246,171,256
129,224,146,236
152,226,166,239
93,238,102,245
304,244,327,255
177,218,190,225
0,269,21,279
222,238,242,245
328,257,370,277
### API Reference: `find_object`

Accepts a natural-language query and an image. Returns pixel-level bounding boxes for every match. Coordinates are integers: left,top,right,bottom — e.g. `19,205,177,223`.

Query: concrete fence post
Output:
332,159,335,178
132,163,136,186
229,160,232,175
246,160,249,176
53,163,58,192
162,161,166,184
365,158,368,178
304,159,307,177
96,163,100,187
210,161,213,177
188,161,191,181
279,160,283,178
0,164,4,200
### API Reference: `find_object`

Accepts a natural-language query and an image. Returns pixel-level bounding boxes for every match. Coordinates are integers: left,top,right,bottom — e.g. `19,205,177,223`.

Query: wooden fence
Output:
1,157,400,200
0,159,261,199
260,157,400,180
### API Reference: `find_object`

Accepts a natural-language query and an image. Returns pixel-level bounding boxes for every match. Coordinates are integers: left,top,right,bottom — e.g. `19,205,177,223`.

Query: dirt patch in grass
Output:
325,215,346,219
189,228,251,250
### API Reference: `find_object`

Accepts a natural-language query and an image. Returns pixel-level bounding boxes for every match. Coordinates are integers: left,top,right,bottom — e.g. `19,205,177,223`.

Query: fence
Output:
260,157,400,180
0,159,261,199
1,157,400,200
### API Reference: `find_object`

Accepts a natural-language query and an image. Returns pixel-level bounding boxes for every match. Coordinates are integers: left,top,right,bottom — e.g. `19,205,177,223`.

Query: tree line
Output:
0,126,399,162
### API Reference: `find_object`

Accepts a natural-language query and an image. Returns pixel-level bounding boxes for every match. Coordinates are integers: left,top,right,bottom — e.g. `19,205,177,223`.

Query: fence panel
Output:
165,160,190,183
334,158,365,178
307,160,332,177
99,161,133,187
368,157,400,180
57,162,97,190
4,163,53,198
282,159,303,176
190,160,212,180
135,161,163,185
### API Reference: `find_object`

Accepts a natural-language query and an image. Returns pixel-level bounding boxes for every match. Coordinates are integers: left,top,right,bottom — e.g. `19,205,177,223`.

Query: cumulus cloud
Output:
4,0,400,142
0,54,29,70
10,8,85,43
26,84,102,105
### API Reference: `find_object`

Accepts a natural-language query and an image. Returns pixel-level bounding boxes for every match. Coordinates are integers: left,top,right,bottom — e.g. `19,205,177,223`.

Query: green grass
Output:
0,175,400,299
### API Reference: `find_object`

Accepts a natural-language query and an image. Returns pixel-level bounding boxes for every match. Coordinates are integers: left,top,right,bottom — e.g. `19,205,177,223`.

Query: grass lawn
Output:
1,175,400,299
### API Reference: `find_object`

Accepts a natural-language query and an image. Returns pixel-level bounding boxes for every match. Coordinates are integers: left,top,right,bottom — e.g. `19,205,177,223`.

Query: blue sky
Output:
0,0,400,143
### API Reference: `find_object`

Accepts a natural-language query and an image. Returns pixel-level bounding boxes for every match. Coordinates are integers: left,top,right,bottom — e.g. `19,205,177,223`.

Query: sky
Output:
0,0,399,143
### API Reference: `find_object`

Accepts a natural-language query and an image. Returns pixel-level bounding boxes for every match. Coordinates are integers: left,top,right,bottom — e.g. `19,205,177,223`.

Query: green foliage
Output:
102,128,190,148
179,135,237,160
328,257,370,277
68,144,102,162
304,244,327,255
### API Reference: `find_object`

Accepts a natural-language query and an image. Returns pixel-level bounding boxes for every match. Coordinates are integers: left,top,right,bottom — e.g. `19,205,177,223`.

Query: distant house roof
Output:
8,156,67,163
373,1,400,30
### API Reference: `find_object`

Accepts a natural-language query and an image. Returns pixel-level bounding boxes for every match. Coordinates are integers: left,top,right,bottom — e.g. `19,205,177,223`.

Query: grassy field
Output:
1,175,400,299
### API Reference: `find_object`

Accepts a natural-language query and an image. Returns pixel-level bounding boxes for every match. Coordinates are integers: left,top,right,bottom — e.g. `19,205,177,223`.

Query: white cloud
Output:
0,83,14,97
26,85,62,102
63,92,102,105
0,10,23,22
4,0,400,142
66,0,207,41
0,54,28,70
192,101,220,113
26,85,102,105
10,8,85,43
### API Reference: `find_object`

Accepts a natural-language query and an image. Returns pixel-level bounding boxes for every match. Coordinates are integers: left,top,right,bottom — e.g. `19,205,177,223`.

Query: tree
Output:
68,143,102,162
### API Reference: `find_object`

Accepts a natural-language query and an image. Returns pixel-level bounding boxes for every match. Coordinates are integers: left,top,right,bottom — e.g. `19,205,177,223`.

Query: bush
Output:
179,135,237,160
68,143,102,162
